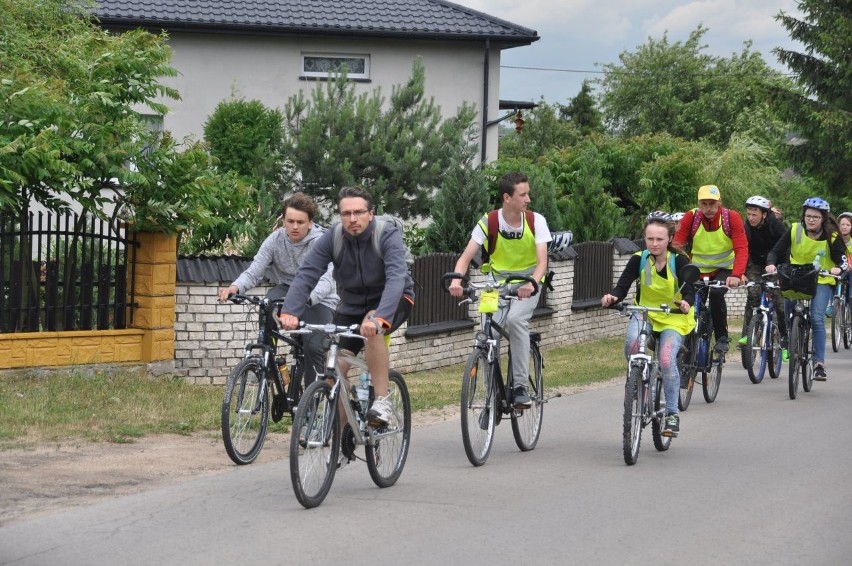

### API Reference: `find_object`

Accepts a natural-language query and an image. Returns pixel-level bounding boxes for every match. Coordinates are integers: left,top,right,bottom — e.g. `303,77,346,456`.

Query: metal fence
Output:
0,211,137,333
571,241,614,309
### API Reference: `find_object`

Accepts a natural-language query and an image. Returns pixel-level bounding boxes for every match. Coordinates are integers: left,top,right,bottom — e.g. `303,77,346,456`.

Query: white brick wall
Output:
174,253,750,384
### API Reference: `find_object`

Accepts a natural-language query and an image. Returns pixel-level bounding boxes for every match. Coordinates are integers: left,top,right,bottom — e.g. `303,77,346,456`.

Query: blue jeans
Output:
625,317,683,416
784,283,832,364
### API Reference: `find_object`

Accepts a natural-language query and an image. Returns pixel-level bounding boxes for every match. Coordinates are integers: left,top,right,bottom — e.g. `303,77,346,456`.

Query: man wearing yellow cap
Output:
673,184,748,352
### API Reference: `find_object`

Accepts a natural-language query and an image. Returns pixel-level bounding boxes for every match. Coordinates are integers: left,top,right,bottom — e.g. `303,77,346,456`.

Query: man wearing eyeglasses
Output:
279,186,414,426
448,171,552,408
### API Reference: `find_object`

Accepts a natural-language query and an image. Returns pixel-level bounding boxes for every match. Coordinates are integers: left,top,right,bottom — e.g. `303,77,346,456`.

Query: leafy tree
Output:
774,1,852,200
598,26,791,146
498,100,579,161
282,59,477,220
560,80,603,136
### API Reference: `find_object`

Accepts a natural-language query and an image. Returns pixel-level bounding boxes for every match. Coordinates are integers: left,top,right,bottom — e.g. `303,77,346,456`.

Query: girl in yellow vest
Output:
602,212,695,437
765,198,845,380
837,212,852,306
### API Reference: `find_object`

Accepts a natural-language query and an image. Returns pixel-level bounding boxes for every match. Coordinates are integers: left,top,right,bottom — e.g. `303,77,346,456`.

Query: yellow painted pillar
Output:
130,231,177,362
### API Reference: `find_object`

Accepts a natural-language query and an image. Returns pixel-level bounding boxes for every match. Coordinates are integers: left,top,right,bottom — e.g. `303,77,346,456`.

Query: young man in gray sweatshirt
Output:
218,192,339,383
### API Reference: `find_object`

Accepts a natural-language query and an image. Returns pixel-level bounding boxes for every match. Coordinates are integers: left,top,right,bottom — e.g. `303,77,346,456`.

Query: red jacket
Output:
673,208,748,278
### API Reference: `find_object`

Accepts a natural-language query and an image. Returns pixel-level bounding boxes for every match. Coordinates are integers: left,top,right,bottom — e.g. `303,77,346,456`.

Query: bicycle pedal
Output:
661,430,678,438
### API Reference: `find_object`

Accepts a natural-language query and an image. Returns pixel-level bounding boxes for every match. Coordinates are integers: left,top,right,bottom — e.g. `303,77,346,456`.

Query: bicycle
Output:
741,273,784,384
612,302,679,465
786,270,839,399
679,276,729,410
830,274,851,352
442,271,551,467
288,322,411,509
221,294,306,465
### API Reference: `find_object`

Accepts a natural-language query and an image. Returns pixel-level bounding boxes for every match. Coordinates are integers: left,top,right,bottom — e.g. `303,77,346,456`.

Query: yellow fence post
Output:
130,231,177,362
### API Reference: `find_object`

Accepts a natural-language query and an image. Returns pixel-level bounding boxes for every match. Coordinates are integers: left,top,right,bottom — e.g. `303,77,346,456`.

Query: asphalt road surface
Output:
2,342,851,565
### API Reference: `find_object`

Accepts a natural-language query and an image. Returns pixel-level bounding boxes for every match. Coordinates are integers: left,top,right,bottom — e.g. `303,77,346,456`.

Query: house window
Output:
302,54,370,80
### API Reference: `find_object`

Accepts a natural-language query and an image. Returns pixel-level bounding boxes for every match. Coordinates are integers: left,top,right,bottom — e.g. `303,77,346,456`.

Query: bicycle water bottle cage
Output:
480,289,499,313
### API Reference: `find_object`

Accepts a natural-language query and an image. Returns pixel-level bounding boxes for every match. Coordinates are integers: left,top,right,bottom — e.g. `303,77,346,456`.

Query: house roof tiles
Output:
94,0,538,45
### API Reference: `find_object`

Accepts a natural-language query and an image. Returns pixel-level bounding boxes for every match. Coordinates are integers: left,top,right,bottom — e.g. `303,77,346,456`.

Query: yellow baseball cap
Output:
697,184,721,201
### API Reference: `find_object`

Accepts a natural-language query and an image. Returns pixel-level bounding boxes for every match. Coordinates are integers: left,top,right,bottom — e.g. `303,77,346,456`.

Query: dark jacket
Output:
283,219,414,321
745,213,787,268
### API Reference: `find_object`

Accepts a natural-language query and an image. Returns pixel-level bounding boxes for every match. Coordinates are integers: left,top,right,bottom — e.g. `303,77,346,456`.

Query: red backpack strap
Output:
689,209,702,239
721,208,731,237
486,210,499,255
525,209,535,237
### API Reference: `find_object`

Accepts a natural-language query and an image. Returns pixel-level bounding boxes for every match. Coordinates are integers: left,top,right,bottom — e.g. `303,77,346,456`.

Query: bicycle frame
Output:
742,274,782,383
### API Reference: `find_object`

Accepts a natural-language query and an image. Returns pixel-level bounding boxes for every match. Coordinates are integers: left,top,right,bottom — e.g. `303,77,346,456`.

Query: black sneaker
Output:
513,386,531,409
714,336,730,353
814,364,827,381
663,414,680,437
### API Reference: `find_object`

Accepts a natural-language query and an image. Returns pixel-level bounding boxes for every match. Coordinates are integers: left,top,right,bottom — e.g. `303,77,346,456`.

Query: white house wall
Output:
157,33,501,162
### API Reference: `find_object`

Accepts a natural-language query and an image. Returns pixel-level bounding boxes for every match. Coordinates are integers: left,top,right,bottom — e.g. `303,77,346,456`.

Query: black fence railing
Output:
406,252,473,336
0,211,137,333
572,241,613,309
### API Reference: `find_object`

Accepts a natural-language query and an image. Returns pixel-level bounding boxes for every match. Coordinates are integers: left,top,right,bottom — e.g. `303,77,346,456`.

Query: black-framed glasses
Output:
804,215,823,221
340,209,370,219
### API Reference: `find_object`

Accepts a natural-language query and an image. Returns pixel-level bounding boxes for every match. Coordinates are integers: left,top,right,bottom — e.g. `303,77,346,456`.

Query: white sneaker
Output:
367,395,393,424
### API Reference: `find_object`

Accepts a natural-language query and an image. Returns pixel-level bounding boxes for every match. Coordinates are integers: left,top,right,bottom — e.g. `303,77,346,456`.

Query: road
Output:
2,343,851,565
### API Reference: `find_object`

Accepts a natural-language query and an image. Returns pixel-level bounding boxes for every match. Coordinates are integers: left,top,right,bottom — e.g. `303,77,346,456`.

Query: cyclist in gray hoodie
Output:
218,192,339,383
279,186,414,425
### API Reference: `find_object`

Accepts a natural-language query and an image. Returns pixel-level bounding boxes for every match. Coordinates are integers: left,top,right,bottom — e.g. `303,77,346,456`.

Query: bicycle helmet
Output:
802,197,830,212
646,210,671,223
745,195,772,212
837,211,852,222
548,231,574,260
671,211,685,222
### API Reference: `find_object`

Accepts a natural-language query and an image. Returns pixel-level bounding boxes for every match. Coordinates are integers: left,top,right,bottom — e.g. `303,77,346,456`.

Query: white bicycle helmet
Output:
745,195,772,212
837,211,852,222
548,231,573,258
670,211,685,222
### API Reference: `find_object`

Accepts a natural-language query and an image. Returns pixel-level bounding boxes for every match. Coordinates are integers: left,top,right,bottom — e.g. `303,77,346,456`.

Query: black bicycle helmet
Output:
646,210,671,223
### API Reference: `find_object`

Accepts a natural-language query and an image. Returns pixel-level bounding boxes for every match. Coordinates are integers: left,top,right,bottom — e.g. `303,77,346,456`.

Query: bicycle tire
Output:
768,321,782,380
788,315,802,399
844,302,852,349
831,298,841,353
366,370,411,488
221,357,269,465
801,323,814,393
743,313,766,384
290,380,339,509
623,365,644,465
460,350,496,466
651,369,672,452
702,351,722,403
511,342,544,452
678,332,697,411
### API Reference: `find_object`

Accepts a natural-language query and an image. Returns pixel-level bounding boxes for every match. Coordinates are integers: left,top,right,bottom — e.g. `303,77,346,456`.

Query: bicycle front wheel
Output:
831,298,841,352
678,333,696,411
768,321,783,380
623,366,644,465
511,343,544,452
702,347,722,403
221,357,269,465
802,324,815,393
743,313,766,384
366,370,411,488
290,380,339,509
651,369,672,452
460,350,496,466
788,315,802,399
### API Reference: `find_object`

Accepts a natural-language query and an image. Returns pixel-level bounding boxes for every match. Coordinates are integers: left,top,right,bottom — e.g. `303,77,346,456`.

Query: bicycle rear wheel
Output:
678,333,696,411
623,366,644,465
221,357,269,465
651,370,672,452
743,313,766,384
767,321,782,380
511,343,544,452
460,350,496,466
366,370,411,488
290,380,339,509
831,298,841,352
844,302,852,349
801,324,815,393
788,315,802,399
702,353,722,403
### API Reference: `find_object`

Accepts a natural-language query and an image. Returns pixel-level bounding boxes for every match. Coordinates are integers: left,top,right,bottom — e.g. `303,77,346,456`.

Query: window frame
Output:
301,53,371,80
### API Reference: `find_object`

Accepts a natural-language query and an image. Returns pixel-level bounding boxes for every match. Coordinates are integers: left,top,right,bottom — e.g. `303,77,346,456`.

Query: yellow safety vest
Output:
636,251,696,336
478,213,537,275
690,211,734,273
790,223,837,286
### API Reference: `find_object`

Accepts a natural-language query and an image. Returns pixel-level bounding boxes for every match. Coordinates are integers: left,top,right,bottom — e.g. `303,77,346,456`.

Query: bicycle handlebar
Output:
610,302,684,315
279,322,366,341
441,271,539,297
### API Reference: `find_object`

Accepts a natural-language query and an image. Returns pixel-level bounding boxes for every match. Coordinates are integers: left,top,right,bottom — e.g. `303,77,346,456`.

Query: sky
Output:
451,0,803,105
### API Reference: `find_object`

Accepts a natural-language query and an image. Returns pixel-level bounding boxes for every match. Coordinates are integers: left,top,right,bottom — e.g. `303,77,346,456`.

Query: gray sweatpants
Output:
491,294,538,389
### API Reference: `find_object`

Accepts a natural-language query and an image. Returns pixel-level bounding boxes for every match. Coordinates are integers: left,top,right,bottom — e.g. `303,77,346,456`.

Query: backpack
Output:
331,215,415,271
689,207,731,240
483,209,536,256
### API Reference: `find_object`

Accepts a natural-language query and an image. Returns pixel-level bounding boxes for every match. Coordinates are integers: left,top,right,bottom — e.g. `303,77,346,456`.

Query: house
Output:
94,0,539,162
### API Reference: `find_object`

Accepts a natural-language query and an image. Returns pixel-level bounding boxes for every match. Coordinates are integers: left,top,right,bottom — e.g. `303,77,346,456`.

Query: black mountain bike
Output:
741,273,783,384
221,294,306,465
679,277,728,410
